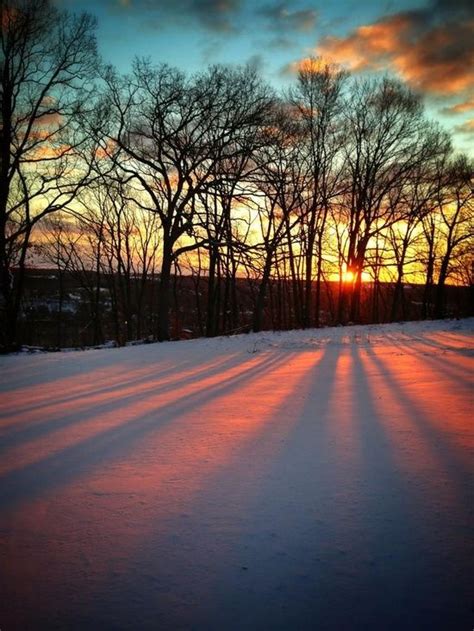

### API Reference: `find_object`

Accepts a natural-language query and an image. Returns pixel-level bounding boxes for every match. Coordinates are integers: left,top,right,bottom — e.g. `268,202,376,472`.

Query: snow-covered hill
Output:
1,319,473,630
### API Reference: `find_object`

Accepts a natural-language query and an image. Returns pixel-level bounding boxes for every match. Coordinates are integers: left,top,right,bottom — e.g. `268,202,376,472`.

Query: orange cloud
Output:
393,22,474,94
317,14,410,72
25,112,64,141
283,56,332,75
94,139,118,160
28,144,73,161
313,10,474,97
441,97,474,115
455,119,474,135
39,112,63,127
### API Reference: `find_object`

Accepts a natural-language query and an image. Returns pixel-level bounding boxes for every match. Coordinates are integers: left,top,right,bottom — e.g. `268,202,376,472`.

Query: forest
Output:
1,0,473,350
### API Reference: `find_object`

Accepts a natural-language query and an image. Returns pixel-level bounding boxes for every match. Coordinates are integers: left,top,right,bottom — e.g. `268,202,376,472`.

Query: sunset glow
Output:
341,270,372,283
1,0,473,628
1,321,473,628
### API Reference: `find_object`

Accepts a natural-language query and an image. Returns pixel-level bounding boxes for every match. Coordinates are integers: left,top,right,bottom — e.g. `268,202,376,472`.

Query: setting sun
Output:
342,270,371,283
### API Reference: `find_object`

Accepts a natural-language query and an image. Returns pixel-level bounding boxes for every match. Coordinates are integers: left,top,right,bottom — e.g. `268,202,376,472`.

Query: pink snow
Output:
0,319,473,629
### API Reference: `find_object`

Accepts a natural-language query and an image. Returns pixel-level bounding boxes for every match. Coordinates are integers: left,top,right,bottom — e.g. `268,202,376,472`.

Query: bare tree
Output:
40,211,107,346
338,77,435,323
195,151,254,337
386,129,451,320
103,61,271,340
97,180,161,342
433,154,474,317
0,0,98,348
251,106,310,332
289,58,347,327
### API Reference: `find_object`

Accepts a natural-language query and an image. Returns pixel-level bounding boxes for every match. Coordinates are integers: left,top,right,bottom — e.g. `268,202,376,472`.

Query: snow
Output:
0,319,473,630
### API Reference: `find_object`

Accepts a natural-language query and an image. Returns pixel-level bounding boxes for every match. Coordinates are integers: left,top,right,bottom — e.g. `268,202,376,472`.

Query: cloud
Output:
94,139,118,160
441,97,474,115
455,119,474,135
24,112,64,141
28,144,73,161
281,56,334,76
118,1,317,36
189,0,241,32
267,35,295,49
112,0,242,33
308,0,474,97
38,112,64,127
258,3,316,32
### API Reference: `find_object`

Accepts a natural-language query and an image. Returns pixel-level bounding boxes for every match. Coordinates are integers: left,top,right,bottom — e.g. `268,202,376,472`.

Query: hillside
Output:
0,319,473,629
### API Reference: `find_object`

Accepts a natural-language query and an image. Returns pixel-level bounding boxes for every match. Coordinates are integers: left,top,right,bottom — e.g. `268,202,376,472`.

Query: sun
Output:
341,270,372,283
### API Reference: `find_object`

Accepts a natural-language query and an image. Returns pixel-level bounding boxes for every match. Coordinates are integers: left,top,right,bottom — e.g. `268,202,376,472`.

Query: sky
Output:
58,0,474,154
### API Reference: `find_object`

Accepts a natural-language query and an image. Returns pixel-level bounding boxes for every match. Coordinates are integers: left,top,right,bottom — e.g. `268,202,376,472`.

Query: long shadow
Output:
3,340,472,630
166,342,444,630
0,350,293,512
407,332,474,359
0,348,131,392
348,343,410,514
0,352,243,452
70,346,338,631
380,331,473,389
0,362,164,416
364,344,473,500
432,329,474,346
0,342,179,391
344,344,473,629
0,351,233,417
1,347,277,457
201,345,345,628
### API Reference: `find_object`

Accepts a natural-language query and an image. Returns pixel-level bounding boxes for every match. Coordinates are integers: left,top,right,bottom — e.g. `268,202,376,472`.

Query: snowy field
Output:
0,319,473,630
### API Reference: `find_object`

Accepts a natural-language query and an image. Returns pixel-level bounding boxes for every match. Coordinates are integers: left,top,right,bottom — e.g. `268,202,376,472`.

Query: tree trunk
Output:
391,273,404,322
314,242,323,327
303,232,316,328
157,246,173,341
285,216,302,327
435,252,451,319
253,252,273,332
422,242,435,319
350,265,364,323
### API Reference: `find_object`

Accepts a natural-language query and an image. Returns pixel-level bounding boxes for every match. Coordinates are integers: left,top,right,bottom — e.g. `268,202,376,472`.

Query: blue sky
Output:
59,0,474,153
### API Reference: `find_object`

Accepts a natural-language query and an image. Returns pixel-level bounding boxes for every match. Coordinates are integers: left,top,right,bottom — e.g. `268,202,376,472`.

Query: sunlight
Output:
1,321,472,630
341,270,371,283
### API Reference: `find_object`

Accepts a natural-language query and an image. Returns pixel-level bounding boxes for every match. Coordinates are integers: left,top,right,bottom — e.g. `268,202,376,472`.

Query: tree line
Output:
1,0,473,349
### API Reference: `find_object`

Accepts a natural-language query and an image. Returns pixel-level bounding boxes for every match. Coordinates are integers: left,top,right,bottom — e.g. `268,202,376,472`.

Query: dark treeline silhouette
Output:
14,268,472,349
1,1,473,350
